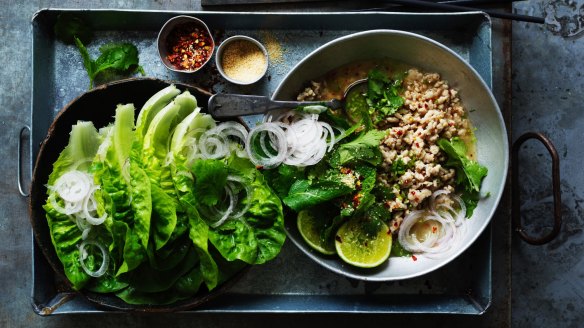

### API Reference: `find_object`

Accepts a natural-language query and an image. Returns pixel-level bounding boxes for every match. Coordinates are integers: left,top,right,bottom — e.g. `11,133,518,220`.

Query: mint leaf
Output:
74,37,145,88
437,138,488,193
437,137,488,217
283,171,355,212
329,129,386,167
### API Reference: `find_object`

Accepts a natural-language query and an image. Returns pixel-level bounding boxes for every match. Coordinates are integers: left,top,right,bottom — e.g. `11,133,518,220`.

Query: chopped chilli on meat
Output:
298,68,474,233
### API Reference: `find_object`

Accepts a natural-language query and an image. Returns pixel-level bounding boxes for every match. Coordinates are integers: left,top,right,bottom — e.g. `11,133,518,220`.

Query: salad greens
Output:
264,68,488,263
44,122,102,290
44,86,285,305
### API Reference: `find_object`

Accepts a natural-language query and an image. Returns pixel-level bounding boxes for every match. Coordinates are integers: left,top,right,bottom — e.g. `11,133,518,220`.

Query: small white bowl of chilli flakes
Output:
216,35,269,85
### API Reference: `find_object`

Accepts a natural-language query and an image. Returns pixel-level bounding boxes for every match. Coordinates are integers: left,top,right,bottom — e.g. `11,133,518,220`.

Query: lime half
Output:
297,209,336,255
335,217,392,268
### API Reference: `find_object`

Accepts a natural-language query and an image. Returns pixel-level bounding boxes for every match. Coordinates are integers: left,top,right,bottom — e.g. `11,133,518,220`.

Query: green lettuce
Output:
44,86,286,305
168,110,220,291
207,156,286,265
43,121,102,290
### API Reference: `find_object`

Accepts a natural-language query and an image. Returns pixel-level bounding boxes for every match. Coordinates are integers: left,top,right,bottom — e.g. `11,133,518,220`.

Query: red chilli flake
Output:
412,255,418,261
166,24,213,71
340,167,352,174
352,193,362,208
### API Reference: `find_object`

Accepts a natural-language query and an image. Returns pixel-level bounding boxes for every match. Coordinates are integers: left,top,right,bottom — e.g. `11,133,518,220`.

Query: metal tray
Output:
30,9,494,315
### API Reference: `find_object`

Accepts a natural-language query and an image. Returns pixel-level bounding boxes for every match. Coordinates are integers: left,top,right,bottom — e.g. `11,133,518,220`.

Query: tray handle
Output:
18,125,31,197
512,132,562,245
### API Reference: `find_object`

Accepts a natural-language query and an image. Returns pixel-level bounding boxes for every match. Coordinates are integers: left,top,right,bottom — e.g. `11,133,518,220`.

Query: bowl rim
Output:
215,35,269,85
272,29,509,281
156,15,215,74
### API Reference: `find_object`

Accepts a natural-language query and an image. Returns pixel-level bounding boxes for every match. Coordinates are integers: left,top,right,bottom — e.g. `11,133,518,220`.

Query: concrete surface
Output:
512,1,584,327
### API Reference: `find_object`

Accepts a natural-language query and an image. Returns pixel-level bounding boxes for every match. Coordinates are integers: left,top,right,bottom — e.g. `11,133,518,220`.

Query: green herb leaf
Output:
74,37,145,88
437,138,488,193
437,137,488,217
329,129,386,167
366,69,405,120
283,170,356,212
261,164,305,198
390,157,413,177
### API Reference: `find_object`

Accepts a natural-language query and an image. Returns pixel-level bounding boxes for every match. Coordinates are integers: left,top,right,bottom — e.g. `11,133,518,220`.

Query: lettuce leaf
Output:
191,159,228,207
169,111,220,290
43,121,102,290
43,86,286,304
207,155,286,265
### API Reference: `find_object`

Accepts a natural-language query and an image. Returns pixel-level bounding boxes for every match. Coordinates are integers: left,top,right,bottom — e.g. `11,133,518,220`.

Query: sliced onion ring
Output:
397,190,468,258
246,122,288,169
82,187,107,225
78,240,109,278
52,171,92,203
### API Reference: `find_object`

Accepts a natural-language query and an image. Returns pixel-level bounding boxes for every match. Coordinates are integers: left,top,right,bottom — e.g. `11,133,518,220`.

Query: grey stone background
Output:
1,0,583,327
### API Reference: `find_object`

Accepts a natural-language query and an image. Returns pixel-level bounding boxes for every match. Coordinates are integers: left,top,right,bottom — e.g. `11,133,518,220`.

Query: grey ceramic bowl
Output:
215,35,269,85
272,30,509,281
157,15,214,73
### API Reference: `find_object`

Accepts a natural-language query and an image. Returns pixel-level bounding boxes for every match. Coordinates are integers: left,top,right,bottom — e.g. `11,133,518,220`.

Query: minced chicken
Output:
298,68,472,232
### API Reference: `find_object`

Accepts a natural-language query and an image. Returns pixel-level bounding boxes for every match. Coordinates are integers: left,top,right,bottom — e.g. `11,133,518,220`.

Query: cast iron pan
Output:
29,78,247,312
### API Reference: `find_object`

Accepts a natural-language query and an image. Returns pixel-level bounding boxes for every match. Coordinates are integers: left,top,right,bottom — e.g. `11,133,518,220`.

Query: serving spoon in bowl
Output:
207,78,367,119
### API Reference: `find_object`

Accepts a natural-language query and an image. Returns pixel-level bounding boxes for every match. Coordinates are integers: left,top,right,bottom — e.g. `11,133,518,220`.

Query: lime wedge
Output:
335,217,392,268
297,209,336,255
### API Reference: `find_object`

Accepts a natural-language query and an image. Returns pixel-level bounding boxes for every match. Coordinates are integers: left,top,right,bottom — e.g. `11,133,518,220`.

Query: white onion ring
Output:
81,227,91,240
78,240,109,277
430,190,466,227
245,122,288,168
208,186,237,228
226,175,252,220
52,171,92,203
398,190,468,258
261,109,339,167
199,132,229,159
198,122,249,160
82,187,107,225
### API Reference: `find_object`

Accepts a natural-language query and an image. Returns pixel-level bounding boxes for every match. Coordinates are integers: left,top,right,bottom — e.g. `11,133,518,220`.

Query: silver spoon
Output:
207,79,367,119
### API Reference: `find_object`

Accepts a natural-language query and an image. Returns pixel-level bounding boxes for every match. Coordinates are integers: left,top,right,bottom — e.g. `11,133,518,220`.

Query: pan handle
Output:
512,132,562,245
18,125,31,197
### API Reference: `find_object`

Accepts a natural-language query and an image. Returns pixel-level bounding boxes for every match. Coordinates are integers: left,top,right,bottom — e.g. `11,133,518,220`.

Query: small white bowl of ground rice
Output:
216,35,269,85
